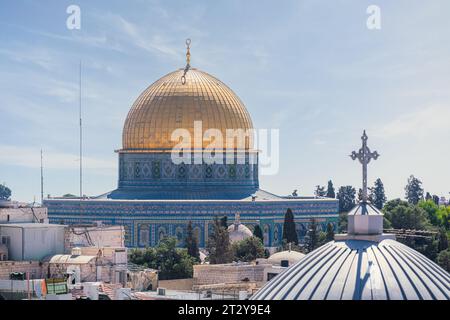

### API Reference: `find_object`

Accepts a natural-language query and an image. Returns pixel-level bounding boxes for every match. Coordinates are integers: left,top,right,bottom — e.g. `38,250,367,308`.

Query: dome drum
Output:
109,152,259,200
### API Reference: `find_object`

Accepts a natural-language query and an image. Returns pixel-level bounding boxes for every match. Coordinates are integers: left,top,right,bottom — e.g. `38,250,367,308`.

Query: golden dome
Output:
122,68,254,151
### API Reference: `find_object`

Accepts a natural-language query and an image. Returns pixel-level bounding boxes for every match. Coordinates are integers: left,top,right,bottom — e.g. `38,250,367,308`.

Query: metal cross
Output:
350,130,379,203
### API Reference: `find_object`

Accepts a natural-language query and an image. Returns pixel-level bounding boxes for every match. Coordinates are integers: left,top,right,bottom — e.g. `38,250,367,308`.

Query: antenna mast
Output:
40,149,44,204
79,61,83,200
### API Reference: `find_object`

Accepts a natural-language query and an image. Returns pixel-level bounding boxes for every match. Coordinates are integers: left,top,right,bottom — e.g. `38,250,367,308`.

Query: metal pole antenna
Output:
40,149,44,204
79,61,83,200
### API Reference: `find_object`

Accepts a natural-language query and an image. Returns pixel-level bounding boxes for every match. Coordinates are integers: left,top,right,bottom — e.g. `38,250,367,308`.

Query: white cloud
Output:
375,104,450,139
0,145,116,171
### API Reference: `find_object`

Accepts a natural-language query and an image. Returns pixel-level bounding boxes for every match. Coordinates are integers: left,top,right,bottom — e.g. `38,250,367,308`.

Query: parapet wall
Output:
193,263,269,286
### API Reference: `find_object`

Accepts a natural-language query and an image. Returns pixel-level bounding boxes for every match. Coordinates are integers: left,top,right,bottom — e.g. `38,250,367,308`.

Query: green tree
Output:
0,184,12,201
357,188,363,202
315,185,326,197
305,219,319,252
425,192,432,201
389,205,428,230
405,175,424,205
326,180,335,198
370,178,386,210
437,249,450,272
185,221,200,261
253,225,264,243
438,228,449,252
207,217,233,264
336,186,356,212
436,206,450,229
432,195,440,206
220,216,228,228
418,200,440,226
383,198,410,223
282,208,298,245
231,236,265,262
128,237,195,280
325,222,335,241
338,212,348,233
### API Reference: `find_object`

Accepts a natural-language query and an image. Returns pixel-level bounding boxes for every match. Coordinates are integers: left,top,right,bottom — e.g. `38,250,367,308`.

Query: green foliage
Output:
383,199,414,228
128,237,195,280
0,184,12,201
437,249,450,272
370,178,387,210
207,216,233,264
438,228,449,252
389,205,429,230
325,223,335,241
383,216,392,229
336,186,356,213
405,175,424,205
338,212,348,233
418,200,440,226
326,180,335,198
315,185,326,197
231,236,265,262
282,208,298,245
436,206,450,229
253,225,264,243
305,219,320,252
185,221,200,261
220,216,228,228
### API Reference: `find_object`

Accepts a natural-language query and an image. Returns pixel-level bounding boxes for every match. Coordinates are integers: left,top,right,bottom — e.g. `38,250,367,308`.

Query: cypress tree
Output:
207,217,232,264
282,208,298,245
405,175,424,205
306,219,319,252
185,221,200,261
253,225,264,243
371,178,387,209
337,186,356,212
220,216,228,228
326,180,335,198
325,222,335,241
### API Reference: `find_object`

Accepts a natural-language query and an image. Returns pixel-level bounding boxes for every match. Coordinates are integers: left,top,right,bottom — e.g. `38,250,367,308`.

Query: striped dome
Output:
251,239,450,300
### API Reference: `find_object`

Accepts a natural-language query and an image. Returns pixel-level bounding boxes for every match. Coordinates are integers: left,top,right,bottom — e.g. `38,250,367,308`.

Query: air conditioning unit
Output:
157,287,166,296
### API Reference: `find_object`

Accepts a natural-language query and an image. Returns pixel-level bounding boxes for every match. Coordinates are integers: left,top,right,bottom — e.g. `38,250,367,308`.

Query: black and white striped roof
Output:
251,239,450,300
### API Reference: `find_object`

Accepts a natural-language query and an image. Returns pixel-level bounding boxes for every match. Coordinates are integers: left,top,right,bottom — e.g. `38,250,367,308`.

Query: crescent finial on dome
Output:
181,38,191,85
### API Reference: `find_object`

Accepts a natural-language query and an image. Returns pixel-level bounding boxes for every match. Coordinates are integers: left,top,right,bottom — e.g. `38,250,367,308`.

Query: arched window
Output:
158,227,166,243
273,225,279,244
263,224,270,246
194,227,201,244
176,227,184,243
139,224,150,247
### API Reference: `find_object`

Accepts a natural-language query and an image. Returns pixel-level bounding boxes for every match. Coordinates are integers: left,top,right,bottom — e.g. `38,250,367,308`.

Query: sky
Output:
0,0,449,203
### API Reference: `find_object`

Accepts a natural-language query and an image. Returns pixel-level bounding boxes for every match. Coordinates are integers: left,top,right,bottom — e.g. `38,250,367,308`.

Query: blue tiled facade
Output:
45,197,339,248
